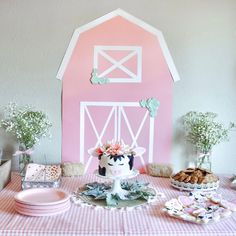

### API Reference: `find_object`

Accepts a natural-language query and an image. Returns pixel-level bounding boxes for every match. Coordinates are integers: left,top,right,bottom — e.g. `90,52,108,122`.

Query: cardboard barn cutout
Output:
57,9,180,174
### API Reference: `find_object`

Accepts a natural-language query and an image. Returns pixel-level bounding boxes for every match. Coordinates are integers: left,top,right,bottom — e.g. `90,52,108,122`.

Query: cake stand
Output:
73,170,162,209
94,169,139,200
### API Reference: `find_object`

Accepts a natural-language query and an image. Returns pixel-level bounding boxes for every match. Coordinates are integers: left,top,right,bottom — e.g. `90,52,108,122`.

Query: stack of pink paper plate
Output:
14,188,71,216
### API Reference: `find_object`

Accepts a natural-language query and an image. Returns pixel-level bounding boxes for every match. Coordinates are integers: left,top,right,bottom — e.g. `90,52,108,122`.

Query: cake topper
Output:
88,140,145,158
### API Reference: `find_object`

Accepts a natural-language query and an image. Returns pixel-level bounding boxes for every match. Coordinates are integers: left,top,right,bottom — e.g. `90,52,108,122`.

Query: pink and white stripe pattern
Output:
0,173,236,236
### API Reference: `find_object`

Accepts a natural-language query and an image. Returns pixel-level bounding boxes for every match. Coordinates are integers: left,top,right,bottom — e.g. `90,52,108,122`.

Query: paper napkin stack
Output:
25,163,61,182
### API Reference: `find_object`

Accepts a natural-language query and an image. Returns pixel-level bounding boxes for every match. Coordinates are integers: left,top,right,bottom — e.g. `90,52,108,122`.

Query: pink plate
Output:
15,203,70,214
15,205,70,217
15,200,70,211
14,188,70,206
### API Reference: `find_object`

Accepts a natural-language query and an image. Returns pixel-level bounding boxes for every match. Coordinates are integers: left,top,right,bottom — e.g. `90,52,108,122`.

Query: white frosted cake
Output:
89,141,145,177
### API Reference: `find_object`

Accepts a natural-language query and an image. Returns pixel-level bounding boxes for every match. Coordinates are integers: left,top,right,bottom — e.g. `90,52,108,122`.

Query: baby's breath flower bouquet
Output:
0,103,52,173
183,111,235,170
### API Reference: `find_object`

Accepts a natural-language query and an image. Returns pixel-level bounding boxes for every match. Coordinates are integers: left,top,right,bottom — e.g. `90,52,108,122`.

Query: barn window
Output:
93,45,142,83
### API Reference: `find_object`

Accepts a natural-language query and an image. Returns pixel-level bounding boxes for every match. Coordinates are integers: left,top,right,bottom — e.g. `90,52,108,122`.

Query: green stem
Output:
197,153,211,170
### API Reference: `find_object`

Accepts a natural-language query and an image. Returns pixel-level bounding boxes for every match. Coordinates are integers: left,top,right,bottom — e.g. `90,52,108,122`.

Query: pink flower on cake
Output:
107,143,122,155
90,140,135,157
95,147,104,156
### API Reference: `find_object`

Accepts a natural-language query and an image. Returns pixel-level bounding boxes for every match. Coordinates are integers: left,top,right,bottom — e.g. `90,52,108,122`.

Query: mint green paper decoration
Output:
81,181,155,206
90,69,109,85
139,98,160,117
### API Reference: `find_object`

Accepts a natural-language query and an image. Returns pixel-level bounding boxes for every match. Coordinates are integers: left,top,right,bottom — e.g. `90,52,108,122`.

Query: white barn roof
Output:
57,8,180,82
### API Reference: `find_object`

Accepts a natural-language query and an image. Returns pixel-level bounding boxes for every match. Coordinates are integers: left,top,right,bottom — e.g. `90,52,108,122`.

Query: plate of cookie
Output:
163,192,236,224
170,168,219,191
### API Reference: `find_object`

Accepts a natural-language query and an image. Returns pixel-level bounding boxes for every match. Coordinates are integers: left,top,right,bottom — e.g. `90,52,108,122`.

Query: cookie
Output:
194,170,203,177
190,192,208,202
207,204,220,213
220,200,236,212
197,212,213,224
197,177,205,184
185,168,195,173
214,207,232,217
184,175,191,183
190,175,198,184
183,207,195,214
192,208,207,216
209,193,222,203
212,212,221,222
172,172,184,180
179,173,189,182
178,196,194,207
203,174,218,184
165,199,183,211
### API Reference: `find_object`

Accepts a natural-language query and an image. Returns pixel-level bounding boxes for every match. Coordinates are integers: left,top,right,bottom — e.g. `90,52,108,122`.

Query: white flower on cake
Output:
88,141,145,177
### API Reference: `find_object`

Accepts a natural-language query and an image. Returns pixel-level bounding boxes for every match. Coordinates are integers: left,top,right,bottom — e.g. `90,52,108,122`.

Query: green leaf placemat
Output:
72,181,158,209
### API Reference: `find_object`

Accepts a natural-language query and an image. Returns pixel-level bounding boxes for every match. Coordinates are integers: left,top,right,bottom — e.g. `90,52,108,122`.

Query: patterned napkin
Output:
25,163,61,182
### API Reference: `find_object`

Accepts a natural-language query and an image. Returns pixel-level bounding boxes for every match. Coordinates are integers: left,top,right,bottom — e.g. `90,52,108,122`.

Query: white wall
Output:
0,0,235,173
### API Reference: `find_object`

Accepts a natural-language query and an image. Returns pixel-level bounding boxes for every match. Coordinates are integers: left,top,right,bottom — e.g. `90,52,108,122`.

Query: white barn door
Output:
80,101,155,173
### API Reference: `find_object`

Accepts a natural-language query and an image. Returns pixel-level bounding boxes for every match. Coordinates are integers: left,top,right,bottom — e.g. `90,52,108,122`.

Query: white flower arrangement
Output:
0,103,52,149
183,111,235,153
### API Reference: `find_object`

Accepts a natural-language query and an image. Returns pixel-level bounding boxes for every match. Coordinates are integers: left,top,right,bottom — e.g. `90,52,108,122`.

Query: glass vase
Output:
18,145,33,176
196,151,211,171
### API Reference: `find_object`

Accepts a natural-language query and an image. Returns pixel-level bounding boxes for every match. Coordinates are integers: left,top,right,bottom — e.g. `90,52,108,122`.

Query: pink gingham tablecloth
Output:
0,172,236,236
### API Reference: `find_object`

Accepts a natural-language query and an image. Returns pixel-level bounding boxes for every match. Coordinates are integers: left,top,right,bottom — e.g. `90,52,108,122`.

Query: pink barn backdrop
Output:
57,9,180,174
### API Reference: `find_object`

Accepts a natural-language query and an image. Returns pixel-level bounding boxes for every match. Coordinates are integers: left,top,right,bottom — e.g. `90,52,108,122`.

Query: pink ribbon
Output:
13,149,34,156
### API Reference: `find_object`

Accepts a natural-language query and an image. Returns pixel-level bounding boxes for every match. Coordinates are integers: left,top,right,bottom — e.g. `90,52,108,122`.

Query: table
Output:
0,173,236,236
